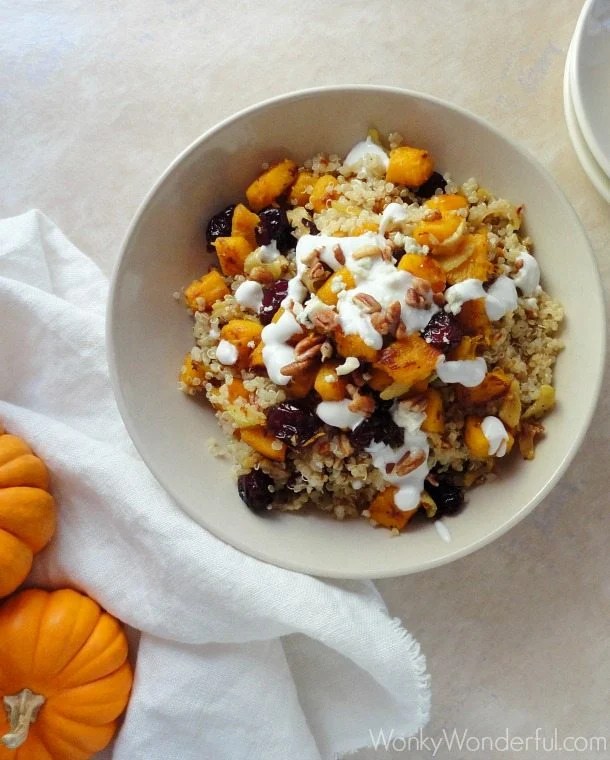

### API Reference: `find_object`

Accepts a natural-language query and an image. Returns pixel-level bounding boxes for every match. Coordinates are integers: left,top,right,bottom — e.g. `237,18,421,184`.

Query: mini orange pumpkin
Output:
0,588,133,760
0,424,56,598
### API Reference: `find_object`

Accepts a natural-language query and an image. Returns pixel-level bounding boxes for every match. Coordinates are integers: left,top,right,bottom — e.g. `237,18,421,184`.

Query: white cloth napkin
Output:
0,210,430,760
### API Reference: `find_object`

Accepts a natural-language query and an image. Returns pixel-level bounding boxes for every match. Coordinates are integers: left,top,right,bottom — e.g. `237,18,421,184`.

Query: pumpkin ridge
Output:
32,591,101,681
0,487,55,553
53,618,128,688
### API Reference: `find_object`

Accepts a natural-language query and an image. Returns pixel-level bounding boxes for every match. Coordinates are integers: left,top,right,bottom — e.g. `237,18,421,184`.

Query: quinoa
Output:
177,132,564,532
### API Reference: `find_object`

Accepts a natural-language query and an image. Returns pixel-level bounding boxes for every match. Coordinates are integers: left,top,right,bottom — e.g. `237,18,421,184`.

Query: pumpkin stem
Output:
2,689,46,750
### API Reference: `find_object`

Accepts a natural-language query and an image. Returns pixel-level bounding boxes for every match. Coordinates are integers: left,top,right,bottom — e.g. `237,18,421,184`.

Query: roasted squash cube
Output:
464,416,490,458
457,369,511,406
220,319,263,368
368,486,418,531
179,353,208,392
316,267,356,305
445,233,493,284
246,159,298,211
289,170,316,206
425,194,468,212
386,146,434,187
314,361,349,401
231,204,260,249
421,388,444,433
397,253,446,292
335,330,379,362
248,341,265,370
368,367,393,392
456,298,492,341
309,175,340,213
184,269,230,311
374,334,440,386
214,236,253,277
413,214,465,254
240,426,286,462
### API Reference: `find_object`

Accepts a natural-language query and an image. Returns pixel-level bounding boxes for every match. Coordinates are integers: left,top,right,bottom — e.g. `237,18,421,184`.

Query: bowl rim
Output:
106,84,607,578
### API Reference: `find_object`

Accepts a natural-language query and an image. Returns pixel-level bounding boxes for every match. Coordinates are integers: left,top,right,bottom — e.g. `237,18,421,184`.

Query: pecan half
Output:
393,450,426,477
332,244,345,266
405,287,427,309
353,292,382,313
347,392,376,416
294,333,325,358
312,309,339,333
309,260,331,288
280,357,316,377
432,292,446,307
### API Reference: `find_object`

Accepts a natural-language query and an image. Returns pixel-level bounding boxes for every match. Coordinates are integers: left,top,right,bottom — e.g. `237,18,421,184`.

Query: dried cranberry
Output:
255,206,296,252
415,172,447,199
421,311,462,352
237,469,274,513
350,407,404,450
259,279,289,325
266,401,322,447
205,204,235,248
424,480,464,517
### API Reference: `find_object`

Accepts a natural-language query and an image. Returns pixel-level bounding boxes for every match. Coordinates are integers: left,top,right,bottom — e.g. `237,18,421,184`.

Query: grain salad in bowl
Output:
178,131,563,534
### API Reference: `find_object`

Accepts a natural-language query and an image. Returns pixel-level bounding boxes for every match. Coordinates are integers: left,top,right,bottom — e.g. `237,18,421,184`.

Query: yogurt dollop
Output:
315,399,366,430
260,310,302,386
343,138,389,177
512,252,540,296
481,415,510,457
216,339,238,366
436,356,487,387
234,280,264,312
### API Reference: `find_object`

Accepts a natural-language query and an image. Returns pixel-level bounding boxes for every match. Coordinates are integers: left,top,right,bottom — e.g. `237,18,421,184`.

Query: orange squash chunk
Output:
457,369,511,406
456,298,492,340
246,159,298,211
425,194,468,212
374,334,440,386
368,367,393,392
289,170,316,206
220,319,263,368
184,269,229,311
230,204,260,249
335,330,378,362
179,354,208,391
316,267,356,305
445,233,493,284
214,236,253,276
240,426,286,462
368,486,418,531
397,253,446,292
421,388,444,433
413,214,464,254
386,146,434,187
314,361,349,401
309,174,340,213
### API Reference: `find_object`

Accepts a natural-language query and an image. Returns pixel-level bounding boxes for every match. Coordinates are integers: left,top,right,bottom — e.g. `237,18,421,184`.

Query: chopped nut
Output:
280,356,317,377
395,322,409,340
320,340,334,360
423,208,442,221
405,287,427,309
394,450,426,476
399,394,427,413
335,356,360,375
337,433,354,457
294,333,325,358
309,260,331,288
432,292,446,307
348,392,376,416
333,244,345,265
312,309,339,333
352,244,382,260
353,292,382,313
249,266,277,285
514,258,524,271
301,247,321,265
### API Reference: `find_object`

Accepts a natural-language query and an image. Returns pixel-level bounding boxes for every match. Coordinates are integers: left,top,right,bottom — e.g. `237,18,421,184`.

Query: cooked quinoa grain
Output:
178,131,563,532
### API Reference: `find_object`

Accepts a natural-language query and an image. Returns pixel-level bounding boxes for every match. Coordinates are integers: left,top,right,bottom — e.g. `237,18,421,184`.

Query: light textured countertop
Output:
2,2,608,758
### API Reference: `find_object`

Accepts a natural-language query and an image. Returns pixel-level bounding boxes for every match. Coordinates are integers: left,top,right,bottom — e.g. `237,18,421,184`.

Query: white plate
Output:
564,37,610,202
570,0,610,177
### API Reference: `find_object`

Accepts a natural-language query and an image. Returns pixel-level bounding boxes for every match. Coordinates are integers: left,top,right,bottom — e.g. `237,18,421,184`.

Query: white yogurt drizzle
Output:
436,356,487,387
315,399,367,430
443,275,518,322
260,310,302,386
343,138,389,177
481,415,509,457
435,520,452,543
365,402,430,511
512,251,540,296
234,280,264,312
216,339,238,366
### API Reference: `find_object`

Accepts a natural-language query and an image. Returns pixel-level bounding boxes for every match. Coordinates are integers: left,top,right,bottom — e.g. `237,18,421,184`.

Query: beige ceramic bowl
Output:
107,86,605,578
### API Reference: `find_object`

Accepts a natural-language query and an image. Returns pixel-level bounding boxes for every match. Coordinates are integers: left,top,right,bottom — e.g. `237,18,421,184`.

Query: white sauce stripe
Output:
481,415,509,457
